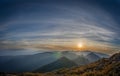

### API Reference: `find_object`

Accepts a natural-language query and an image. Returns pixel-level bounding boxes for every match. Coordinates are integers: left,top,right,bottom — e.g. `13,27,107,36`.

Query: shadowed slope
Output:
35,57,77,73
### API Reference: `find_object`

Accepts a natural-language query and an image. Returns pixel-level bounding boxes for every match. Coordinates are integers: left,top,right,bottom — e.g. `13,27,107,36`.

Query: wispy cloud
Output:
0,0,120,54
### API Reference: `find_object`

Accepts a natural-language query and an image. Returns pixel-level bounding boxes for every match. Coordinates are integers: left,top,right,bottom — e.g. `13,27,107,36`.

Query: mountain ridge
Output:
35,56,77,72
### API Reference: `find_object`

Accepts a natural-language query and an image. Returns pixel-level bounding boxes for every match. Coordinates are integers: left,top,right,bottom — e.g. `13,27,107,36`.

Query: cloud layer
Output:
0,0,120,54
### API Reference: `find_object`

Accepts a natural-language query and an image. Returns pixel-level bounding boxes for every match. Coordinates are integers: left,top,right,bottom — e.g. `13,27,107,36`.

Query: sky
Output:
0,0,120,55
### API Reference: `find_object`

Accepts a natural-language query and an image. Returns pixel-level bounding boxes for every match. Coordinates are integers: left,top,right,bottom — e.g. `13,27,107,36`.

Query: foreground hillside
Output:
2,52,120,76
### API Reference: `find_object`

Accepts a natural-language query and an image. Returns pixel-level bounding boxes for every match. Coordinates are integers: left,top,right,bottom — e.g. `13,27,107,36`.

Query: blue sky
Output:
0,0,120,55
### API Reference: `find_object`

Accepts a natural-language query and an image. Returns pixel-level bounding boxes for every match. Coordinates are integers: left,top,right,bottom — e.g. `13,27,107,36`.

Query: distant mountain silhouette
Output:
61,51,78,60
0,56,14,65
35,57,77,72
0,52,59,72
94,52,109,58
73,56,89,65
0,51,109,73
85,52,100,62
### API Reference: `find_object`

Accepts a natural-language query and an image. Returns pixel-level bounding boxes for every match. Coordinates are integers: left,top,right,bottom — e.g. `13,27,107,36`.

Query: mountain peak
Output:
87,52,100,58
35,56,77,72
85,52,100,62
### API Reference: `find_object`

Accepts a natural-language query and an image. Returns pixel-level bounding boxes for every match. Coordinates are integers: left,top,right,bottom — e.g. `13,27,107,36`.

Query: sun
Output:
77,43,83,48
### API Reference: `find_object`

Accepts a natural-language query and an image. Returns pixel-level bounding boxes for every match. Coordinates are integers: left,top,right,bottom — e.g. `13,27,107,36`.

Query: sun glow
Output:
77,43,83,48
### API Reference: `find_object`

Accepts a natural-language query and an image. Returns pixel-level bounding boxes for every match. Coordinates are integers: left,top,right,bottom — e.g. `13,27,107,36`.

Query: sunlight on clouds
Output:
0,0,120,54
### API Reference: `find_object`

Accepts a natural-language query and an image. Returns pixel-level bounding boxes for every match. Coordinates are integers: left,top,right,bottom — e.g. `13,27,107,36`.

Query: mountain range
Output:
1,52,120,76
41,52,119,76
0,51,109,73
